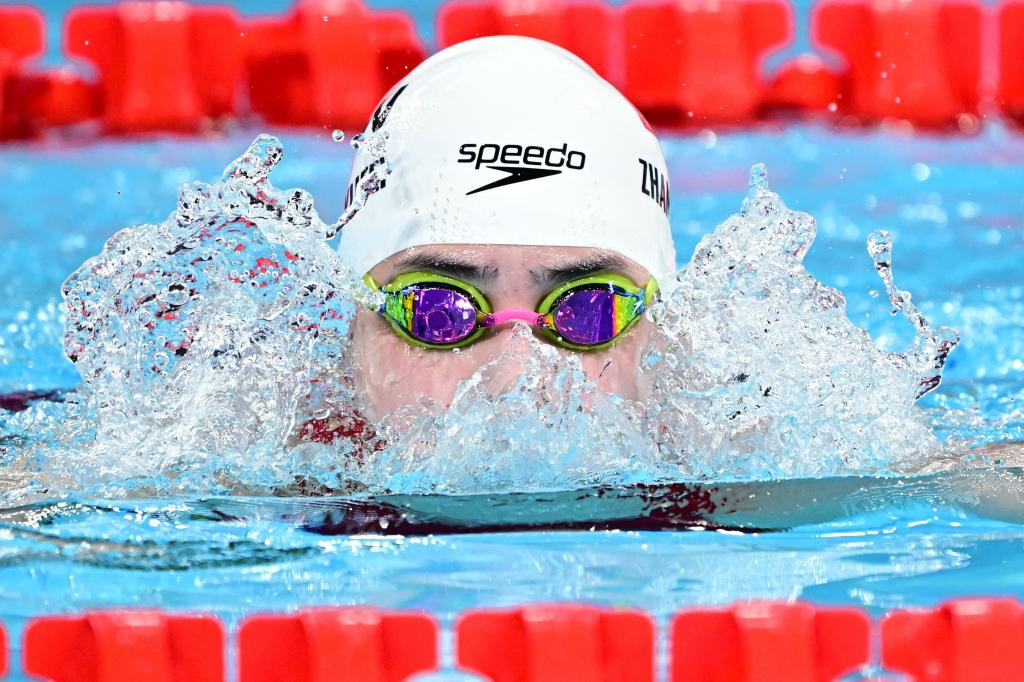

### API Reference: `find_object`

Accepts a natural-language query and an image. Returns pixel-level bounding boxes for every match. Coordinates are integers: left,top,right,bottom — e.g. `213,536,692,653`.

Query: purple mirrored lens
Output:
411,287,478,344
553,288,616,345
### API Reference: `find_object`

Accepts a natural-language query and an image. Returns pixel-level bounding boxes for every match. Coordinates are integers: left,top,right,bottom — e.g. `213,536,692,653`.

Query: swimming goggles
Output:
365,271,659,351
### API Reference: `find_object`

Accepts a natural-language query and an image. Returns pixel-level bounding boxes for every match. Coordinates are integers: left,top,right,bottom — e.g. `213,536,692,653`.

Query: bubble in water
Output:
331,130,345,142
157,282,190,307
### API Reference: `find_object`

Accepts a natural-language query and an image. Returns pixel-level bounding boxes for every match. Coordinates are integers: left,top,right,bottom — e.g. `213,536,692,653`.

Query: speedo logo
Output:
458,142,586,195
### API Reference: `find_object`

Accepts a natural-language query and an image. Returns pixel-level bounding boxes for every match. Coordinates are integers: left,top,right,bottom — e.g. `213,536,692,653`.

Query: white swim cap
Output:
338,36,676,282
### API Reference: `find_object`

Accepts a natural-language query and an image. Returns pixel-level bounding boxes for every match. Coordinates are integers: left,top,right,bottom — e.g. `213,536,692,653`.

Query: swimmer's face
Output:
349,244,655,421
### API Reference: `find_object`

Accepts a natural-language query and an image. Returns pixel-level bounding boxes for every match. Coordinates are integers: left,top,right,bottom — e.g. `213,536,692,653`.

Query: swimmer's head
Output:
340,37,676,419
339,35,675,281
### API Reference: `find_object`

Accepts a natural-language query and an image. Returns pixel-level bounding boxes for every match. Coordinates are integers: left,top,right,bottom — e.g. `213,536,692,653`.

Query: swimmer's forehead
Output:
374,245,649,286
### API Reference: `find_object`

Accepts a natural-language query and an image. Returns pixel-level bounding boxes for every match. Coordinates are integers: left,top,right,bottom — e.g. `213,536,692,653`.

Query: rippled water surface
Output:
1,124,1023,677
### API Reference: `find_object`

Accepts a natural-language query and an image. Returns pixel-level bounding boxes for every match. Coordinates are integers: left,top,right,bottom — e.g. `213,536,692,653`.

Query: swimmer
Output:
338,37,676,421
315,36,1024,524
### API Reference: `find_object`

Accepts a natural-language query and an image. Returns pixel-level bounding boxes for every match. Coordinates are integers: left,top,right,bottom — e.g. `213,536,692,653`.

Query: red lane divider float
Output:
65,2,244,133
1000,0,1024,124
457,604,655,681
813,0,983,129
438,0,619,86
13,600,1024,679
0,621,6,678
0,5,44,138
245,0,425,130
765,53,844,116
23,611,224,682
622,0,791,126
5,67,100,138
882,598,1024,681
671,602,870,681
5,0,1024,138
238,608,438,682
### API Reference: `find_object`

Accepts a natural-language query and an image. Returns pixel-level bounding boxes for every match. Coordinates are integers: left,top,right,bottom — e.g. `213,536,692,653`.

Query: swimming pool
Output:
1,121,1023,679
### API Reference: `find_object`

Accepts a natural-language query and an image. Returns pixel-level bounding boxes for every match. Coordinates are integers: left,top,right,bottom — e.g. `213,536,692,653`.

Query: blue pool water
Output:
1,124,1023,678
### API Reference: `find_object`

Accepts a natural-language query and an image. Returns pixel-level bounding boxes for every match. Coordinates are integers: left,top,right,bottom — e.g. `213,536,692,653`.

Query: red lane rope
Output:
0,0,1022,139
6,599,1024,680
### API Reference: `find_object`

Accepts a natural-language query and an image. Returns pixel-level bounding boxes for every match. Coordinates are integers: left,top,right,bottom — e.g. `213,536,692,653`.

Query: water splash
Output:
4,135,382,498
333,131,392,237
866,229,959,398
350,325,673,494
1,153,959,500
642,164,957,479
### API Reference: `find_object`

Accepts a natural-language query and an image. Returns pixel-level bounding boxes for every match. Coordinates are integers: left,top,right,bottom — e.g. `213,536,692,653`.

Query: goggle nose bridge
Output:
481,309,547,329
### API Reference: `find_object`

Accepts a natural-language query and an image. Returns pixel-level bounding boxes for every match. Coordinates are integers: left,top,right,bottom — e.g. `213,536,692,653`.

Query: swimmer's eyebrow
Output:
396,252,499,283
530,254,628,286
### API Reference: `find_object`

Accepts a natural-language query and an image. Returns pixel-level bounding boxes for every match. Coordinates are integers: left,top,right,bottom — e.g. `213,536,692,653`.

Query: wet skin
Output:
348,244,656,422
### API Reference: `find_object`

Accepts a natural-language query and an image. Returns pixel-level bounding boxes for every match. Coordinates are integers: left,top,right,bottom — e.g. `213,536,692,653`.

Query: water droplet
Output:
157,282,190,307
748,163,768,191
